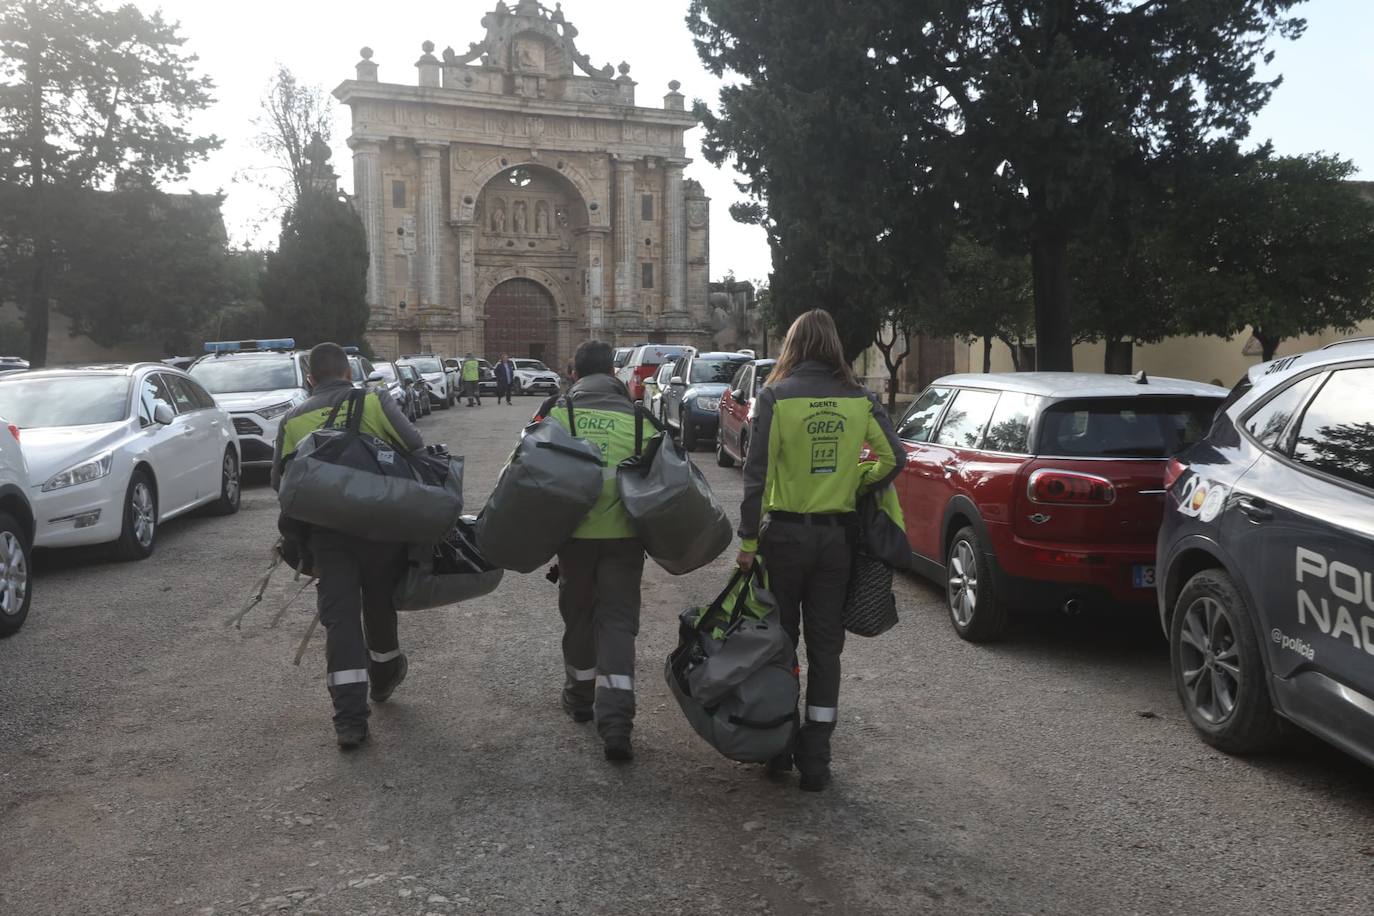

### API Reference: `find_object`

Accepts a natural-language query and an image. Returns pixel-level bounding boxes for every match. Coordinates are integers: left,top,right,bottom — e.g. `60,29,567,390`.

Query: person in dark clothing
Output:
272,342,426,750
737,310,905,791
494,353,517,405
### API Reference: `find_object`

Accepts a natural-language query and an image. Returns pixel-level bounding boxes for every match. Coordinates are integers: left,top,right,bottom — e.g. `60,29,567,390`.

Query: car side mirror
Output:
367,372,384,383
732,388,747,402
670,376,685,387
154,403,175,426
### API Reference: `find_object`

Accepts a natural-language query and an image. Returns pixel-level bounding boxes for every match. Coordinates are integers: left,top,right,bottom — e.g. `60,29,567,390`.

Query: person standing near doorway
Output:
461,352,481,407
494,353,517,405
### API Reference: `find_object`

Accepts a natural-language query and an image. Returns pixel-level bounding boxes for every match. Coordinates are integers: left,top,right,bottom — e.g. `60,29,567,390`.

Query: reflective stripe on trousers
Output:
596,674,634,691
806,705,837,724
566,665,597,682
327,668,369,687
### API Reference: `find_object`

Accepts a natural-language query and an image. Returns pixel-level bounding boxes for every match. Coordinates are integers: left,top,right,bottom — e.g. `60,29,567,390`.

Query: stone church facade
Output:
334,0,711,367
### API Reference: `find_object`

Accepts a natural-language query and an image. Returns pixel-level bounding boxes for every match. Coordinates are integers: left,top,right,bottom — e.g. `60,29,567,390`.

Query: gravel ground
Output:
3,401,1373,916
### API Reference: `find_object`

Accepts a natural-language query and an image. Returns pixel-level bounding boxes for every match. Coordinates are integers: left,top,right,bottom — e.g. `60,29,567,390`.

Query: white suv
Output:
188,341,310,469
399,355,455,409
0,418,34,637
511,359,562,396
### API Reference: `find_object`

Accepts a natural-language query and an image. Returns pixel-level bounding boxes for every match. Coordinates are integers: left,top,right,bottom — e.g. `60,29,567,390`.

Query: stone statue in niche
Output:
535,202,550,236
491,203,507,233
513,200,528,234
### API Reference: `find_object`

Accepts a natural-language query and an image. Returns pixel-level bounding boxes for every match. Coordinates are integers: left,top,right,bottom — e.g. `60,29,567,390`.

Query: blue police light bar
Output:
342,346,360,355
203,338,296,354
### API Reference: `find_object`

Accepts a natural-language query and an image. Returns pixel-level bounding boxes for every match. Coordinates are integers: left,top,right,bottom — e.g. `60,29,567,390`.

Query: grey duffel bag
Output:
666,565,799,764
279,390,464,544
475,403,604,573
395,517,504,611
618,408,732,575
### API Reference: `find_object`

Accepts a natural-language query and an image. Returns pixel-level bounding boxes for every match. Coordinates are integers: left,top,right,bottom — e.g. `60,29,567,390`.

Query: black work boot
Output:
795,721,835,792
766,751,794,776
335,721,369,751
561,690,593,723
603,734,634,762
369,654,409,703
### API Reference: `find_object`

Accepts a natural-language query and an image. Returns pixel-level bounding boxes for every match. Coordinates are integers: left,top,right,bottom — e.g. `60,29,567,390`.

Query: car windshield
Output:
372,363,398,382
691,358,750,384
191,357,298,393
516,360,549,371
408,358,443,373
1038,396,1224,458
613,349,632,368
0,375,130,428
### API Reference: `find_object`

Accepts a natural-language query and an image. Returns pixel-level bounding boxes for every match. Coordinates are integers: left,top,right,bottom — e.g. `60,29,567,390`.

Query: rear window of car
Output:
637,347,691,368
691,357,749,384
1291,366,1374,490
1038,396,1222,458
613,348,633,368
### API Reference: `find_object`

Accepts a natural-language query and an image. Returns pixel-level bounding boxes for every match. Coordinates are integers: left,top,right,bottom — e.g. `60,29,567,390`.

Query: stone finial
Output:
665,80,685,111
356,47,378,82
422,40,436,54
417,40,441,87
618,62,631,77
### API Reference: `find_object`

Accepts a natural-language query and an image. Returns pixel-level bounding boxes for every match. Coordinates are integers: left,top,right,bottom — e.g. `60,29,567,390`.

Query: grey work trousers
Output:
759,519,853,772
557,537,645,740
311,529,408,727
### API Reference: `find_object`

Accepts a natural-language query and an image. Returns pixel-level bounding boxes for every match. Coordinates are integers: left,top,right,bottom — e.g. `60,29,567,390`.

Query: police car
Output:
1157,338,1374,767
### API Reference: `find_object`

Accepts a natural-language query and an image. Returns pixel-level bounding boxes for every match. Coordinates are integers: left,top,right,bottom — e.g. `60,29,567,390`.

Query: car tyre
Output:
115,469,158,562
1170,569,1282,755
716,427,735,467
0,511,32,638
946,525,1008,642
210,448,241,516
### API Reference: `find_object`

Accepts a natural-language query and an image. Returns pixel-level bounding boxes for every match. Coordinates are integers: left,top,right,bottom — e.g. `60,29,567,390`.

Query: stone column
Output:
664,160,687,314
348,138,385,308
613,156,638,314
582,227,610,332
457,225,477,328
417,143,443,308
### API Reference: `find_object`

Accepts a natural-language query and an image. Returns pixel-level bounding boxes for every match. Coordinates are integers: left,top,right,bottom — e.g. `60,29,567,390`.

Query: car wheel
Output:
210,448,241,516
1171,569,1282,754
0,511,32,638
946,525,1008,642
716,427,735,467
115,469,158,561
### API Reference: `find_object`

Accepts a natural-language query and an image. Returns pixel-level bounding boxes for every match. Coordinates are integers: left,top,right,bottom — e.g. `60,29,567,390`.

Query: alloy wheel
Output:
132,482,156,548
947,540,978,628
224,452,241,505
0,530,27,617
1178,596,1241,724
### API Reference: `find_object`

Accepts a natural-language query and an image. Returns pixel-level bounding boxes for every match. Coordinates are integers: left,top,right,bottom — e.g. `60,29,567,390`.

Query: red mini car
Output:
895,372,1226,641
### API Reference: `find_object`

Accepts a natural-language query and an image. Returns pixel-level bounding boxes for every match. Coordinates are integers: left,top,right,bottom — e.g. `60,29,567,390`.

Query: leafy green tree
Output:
261,191,371,352
1172,153,1374,361
0,0,219,365
927,236,1034,373
688,0,950,363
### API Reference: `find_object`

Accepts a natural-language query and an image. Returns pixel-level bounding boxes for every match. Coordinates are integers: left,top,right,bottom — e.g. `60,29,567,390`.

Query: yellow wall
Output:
977,322,1374,385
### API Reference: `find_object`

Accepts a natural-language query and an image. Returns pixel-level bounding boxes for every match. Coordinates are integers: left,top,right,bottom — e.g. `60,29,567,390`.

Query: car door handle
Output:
942,461,962,477
1236,496,1273,522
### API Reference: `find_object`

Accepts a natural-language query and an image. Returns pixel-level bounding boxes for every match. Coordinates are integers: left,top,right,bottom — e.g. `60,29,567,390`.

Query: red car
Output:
716,359,774,467
895,373,1226,641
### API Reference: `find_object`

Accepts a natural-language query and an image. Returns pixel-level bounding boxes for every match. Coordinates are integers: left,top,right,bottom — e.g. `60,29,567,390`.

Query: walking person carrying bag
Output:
735,309,906,791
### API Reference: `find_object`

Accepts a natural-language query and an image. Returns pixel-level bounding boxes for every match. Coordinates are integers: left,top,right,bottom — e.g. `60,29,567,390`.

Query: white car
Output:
0,365,241,560
399,355,454,409
0,416,34,636
511,359,562,396
189,342,311,469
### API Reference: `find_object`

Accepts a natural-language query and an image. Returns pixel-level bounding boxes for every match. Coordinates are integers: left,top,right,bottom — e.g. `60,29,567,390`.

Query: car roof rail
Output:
1320,336,1374,350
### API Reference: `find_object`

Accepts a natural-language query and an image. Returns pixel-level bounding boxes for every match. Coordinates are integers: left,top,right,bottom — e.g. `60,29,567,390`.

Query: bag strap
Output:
634,404,644,457
696,561,766,634
345,388,366,434
561,394,576,435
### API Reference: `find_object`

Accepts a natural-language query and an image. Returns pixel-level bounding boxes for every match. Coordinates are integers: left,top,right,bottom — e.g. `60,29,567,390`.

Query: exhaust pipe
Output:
1062,598,1083,617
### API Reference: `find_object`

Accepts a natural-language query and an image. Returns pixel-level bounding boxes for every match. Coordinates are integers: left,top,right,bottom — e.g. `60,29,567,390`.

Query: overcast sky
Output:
141,0,1373,285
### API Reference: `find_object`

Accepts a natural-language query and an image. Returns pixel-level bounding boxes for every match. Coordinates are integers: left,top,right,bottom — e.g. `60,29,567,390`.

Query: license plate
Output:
1132,565,1157,589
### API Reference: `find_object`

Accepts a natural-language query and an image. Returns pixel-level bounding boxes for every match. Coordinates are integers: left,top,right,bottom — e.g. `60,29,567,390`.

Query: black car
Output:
1157,338,1374,768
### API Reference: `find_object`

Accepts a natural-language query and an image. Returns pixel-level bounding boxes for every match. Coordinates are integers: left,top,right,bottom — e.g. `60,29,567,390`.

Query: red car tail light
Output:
6,423,17,442
1163,457,1187,491
1027,469,1116,506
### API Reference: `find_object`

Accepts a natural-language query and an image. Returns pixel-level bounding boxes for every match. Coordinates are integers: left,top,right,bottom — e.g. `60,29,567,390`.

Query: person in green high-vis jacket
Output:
461,352,481,407
533,340,643,763
736,310,906,791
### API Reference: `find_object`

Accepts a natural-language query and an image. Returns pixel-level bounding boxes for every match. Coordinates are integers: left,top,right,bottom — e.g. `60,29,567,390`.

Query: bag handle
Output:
695,561,766,634
632,403,666,457
321,387,364,432
345,388,366,434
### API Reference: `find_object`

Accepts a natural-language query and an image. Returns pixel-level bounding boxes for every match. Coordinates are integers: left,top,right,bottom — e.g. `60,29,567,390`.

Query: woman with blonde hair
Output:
737,308,905,791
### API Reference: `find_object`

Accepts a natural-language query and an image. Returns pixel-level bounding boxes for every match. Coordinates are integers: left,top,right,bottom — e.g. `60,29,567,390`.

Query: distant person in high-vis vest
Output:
533,340,643,763
736,310,905,791
461,352,481,407
271,342,425,751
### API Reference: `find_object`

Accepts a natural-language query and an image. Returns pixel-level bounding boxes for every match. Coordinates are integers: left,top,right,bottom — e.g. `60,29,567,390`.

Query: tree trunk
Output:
1256,330,1282,363
23,24,50,367
1030,227,1074,371
1000,336,1022,372
1104,338,1133,375
982,336,992,373
26,245,50,366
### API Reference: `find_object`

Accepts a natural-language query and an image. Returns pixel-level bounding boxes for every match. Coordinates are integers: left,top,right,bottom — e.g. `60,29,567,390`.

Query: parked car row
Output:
709,343,1374,772
0,339,452,638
